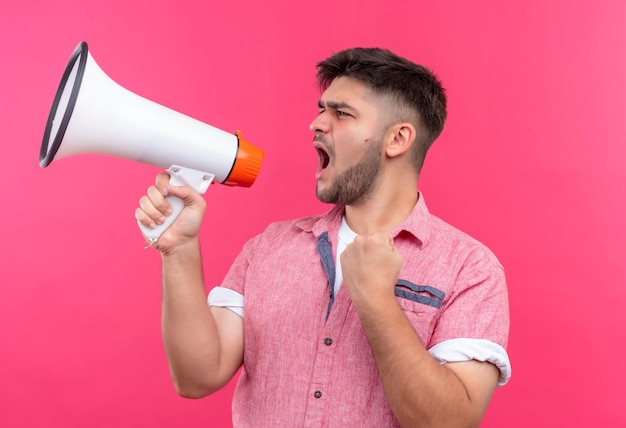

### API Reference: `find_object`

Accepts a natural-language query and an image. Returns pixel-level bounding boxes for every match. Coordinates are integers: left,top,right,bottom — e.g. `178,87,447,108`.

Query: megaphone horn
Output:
40,41,264,244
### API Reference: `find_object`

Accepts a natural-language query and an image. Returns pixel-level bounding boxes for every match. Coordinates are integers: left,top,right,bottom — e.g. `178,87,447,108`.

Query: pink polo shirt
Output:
213,194,510,427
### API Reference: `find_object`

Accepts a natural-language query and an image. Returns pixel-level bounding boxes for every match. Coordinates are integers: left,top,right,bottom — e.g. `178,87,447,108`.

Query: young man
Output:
136,48,511,427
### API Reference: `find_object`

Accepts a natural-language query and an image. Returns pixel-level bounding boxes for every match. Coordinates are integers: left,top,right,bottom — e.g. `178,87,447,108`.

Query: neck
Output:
344,182,419,235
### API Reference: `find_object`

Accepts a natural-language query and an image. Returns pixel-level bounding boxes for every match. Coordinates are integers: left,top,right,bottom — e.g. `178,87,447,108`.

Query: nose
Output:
309,111,329,134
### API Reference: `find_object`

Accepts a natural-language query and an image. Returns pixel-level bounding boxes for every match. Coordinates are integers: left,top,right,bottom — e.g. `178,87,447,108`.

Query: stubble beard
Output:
316,137,383,206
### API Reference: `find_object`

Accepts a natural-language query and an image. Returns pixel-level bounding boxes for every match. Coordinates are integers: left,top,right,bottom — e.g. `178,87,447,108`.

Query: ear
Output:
384,123,416,158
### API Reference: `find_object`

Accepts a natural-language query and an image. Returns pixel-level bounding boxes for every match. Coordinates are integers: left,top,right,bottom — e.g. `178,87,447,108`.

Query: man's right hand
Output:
135,172,207,252
139,173,244,397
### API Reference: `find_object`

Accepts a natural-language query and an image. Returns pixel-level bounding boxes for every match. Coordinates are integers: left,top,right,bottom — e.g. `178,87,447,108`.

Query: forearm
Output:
356,296,482,428
160,238,228,397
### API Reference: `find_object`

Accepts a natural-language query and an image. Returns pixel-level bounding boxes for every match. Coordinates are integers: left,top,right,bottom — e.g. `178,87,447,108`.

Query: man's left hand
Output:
340,231,403,308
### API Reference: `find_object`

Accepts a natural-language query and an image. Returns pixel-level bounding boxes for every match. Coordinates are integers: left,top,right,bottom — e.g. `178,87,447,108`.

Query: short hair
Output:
316,48,447,171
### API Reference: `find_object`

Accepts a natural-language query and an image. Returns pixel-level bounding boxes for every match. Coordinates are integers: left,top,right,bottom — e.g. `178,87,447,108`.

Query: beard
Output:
316,136,383,206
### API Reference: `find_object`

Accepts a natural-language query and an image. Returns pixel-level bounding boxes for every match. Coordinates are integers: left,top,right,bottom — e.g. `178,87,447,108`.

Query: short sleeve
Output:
219,233,262,296
428,338,511,385
208,286,244,317
430,248,510,353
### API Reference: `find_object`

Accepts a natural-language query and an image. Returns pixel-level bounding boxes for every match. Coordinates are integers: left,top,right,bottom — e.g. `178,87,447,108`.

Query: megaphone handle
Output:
139,166,215,247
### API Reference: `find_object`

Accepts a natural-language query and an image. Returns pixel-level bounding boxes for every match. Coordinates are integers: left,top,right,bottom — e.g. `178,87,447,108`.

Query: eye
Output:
336,110,350,117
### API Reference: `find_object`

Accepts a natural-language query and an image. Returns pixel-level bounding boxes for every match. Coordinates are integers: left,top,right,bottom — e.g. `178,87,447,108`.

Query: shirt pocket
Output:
395,279,445,346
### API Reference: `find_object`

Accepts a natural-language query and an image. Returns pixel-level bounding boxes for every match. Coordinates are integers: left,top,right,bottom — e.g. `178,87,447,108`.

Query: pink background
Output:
2,0,625,426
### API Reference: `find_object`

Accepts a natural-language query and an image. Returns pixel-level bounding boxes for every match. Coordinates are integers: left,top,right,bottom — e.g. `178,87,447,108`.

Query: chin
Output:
315,186,330,204
316,189,338,205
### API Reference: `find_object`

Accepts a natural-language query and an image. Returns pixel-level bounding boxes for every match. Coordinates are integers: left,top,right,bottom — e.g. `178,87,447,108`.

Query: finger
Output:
155,172,172,195
147,185,173,216
135,206,158,229
138,193,167,226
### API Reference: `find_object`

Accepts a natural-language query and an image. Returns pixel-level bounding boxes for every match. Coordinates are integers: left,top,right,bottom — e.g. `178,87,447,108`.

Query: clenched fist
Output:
340,231,403,309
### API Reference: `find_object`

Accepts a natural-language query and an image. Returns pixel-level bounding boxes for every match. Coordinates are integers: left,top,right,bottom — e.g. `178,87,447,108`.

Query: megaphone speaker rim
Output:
39,41,89,167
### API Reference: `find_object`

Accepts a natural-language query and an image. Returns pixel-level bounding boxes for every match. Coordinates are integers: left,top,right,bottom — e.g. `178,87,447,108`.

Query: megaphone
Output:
40,41,264,244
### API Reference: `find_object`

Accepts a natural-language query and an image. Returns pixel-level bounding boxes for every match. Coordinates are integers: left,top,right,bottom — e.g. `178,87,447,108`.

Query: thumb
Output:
375,230,396,249
165,182,204,207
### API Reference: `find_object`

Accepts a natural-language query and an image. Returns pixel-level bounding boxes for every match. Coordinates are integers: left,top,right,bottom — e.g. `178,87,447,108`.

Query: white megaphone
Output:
40,41,264,244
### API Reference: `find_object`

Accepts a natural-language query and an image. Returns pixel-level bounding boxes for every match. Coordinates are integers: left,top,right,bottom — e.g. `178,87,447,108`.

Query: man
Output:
136,48,511,427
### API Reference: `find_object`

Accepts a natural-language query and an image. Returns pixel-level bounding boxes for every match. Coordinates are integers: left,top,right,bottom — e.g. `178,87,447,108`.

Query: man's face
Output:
310,77,386,206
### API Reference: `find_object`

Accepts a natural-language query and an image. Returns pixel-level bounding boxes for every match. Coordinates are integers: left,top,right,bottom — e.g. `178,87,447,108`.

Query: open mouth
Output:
317,146,330,170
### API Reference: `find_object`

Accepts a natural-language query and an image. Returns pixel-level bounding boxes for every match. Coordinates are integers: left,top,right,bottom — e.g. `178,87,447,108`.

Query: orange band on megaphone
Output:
224,131,264,187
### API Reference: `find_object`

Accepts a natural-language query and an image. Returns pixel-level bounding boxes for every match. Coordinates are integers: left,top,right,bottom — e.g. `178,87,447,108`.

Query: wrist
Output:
352,287,399,317
160,236,201,260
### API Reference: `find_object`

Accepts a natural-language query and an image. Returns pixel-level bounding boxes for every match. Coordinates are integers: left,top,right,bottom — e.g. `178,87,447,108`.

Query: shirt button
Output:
324,338,333,346
314,390,322,399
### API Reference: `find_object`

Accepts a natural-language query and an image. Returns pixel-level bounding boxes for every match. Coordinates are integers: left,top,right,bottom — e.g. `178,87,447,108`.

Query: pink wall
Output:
2,1,625,426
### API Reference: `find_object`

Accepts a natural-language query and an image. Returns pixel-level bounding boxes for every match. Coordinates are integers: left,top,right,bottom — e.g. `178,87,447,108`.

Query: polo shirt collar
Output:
295,191,432,248
395,191,430,249
295,204,344,238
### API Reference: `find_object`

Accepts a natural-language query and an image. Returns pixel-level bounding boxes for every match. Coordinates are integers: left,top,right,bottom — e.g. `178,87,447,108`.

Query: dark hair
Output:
316,48,447,171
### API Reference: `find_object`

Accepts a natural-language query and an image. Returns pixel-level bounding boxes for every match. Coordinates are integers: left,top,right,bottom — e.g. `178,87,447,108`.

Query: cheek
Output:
331,123,380,163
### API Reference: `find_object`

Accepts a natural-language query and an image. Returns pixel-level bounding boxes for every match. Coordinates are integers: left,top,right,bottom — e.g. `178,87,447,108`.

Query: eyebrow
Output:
318,100,355,111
